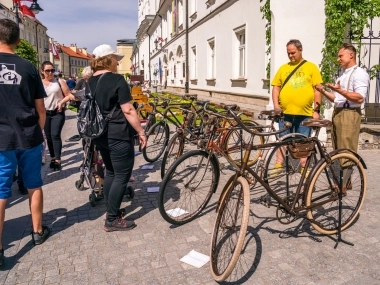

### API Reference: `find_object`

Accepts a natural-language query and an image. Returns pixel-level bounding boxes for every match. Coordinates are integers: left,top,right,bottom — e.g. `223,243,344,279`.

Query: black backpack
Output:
77,74,116,138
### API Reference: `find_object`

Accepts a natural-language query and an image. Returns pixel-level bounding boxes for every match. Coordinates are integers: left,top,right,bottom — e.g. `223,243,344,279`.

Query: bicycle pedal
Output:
259,195,272,208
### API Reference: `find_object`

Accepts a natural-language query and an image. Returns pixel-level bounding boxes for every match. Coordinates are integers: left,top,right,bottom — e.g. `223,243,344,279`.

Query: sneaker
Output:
104,217,136,232
269,163,283,178
31,226,51,245
0,248,4,266
18,183,28,195
301,167,311,179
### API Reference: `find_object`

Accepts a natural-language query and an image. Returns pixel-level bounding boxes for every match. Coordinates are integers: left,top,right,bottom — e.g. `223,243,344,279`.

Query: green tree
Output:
15,39,38,66
321,0,380,83
78,67,84,77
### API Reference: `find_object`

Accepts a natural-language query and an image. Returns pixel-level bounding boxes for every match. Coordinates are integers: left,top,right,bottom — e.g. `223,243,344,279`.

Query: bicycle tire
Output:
143,111,156,132
263,134,314,198
223,121,264,167
158,150,220,225
160,132,185,179
305,151,366,235
210,176,250,282
142,121,169,163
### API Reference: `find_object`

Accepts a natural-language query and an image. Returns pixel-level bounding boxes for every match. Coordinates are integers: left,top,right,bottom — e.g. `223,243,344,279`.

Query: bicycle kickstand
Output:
334,169,354,249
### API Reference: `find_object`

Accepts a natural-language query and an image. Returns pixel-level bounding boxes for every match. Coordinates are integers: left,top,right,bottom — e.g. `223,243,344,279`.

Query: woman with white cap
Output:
89,44,147,232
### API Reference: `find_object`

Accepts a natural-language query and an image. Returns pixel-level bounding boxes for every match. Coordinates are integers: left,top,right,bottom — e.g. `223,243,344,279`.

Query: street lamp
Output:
30,0,43,14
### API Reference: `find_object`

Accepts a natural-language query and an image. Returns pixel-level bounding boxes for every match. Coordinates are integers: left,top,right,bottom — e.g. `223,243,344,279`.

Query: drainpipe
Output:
148,35,151,86
185,0,189,93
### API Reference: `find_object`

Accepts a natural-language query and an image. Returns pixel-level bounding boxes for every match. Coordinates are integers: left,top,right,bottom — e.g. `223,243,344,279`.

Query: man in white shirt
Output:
317,43,369,153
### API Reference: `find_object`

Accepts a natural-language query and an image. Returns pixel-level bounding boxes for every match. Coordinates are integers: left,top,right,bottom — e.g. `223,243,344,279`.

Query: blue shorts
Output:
0,145,43,199
278,115,312,138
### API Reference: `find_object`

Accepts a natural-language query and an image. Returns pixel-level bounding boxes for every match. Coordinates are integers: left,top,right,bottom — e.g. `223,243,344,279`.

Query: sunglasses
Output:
44,69,55,73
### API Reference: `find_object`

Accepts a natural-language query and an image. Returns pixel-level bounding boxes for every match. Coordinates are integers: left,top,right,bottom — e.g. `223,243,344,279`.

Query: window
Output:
190,0,197,14
234,26,246,78
27,32,30,42
191,46,197,79
207,38,215,78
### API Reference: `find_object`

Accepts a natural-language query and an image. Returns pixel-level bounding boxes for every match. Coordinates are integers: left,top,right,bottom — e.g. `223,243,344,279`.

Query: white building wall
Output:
270,0,325,83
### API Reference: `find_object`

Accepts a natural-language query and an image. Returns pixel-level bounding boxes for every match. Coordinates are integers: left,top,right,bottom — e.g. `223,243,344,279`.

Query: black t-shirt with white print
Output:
87,72,133,141
0,53,46,151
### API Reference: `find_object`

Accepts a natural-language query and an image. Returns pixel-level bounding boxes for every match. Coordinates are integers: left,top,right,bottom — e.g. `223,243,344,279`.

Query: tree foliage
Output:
15,39,38,66
260,0,271,80
321,0,380,83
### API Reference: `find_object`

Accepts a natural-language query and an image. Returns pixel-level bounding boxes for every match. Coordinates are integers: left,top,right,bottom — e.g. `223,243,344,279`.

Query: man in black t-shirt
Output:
0,19,51,265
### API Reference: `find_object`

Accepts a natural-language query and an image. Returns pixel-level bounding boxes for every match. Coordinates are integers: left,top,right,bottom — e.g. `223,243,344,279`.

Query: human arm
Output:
57,79,76,111
120,101,147,149
324,80,365,104
272,85,281,110
315,84,335,102
35,98,46,129
313,88,322,119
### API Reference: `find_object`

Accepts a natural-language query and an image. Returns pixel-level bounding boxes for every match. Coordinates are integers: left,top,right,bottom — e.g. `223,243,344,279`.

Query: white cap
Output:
92,44,124,60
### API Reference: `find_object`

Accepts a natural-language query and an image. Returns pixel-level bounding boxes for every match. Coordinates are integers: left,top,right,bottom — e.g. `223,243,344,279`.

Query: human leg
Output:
44,113,55,166
17,146,49,244
0,150,18,258
103,140,135,231
49,112,65,170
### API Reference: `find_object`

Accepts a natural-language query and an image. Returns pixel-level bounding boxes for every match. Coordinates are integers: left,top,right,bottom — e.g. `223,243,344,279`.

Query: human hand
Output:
315,84,325,93
139,133,147,149
325,80,341,92
57,101,63,112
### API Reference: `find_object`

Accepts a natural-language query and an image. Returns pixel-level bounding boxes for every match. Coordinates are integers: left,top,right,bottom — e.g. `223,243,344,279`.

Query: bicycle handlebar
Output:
203,102,292,137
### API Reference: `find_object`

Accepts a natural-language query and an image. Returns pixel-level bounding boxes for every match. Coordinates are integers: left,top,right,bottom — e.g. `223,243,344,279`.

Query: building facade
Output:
50,43,92,78
117,39,136,76
0,2,50,65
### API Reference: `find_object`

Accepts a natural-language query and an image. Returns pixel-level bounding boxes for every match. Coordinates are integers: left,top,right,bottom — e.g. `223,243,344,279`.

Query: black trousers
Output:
94,137,135,222
44,110,65,160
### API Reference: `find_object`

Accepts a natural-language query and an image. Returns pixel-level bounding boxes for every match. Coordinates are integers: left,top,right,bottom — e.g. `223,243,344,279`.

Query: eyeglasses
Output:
44,69,55,73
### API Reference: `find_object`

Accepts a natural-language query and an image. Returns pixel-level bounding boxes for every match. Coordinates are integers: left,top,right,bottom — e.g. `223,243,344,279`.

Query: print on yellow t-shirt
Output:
271,62,322,116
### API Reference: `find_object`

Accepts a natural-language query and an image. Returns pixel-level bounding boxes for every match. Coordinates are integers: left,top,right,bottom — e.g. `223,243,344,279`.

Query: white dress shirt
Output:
334,65,369,108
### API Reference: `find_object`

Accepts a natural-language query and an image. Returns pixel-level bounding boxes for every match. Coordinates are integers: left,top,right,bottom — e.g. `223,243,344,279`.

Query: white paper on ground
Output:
166,208,189,217
141,164,154,170
147,186,160,193
180,250,210,268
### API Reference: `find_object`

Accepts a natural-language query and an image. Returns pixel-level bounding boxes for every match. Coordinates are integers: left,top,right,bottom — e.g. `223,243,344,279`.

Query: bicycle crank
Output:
275,195,299,225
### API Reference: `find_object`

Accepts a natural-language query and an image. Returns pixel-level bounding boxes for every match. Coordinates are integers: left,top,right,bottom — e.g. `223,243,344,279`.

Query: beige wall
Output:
117,45,133,76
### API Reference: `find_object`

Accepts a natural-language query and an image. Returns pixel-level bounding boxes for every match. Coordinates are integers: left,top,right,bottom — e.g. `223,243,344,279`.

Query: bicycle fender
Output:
328,148,367,169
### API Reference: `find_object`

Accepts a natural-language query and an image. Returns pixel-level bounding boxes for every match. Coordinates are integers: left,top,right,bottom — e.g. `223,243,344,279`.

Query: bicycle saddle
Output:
302,119,332,127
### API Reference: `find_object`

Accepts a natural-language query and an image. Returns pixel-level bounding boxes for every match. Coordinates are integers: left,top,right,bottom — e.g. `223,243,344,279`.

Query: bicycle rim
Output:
306,152,366,235
142,122,168,162
210,176,250,282
159,150,218,225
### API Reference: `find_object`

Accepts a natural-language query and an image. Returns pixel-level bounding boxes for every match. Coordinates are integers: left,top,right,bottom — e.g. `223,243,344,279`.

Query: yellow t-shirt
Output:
271,61,322,116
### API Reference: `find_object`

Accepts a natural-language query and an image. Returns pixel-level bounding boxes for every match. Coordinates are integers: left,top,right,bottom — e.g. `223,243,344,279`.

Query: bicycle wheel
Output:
306,151,366,235
223,121,264,167
210,176,250,282
161,132,185,179
143,112,156,132
142,121,169,163
158,150,220,225
263,135,314,198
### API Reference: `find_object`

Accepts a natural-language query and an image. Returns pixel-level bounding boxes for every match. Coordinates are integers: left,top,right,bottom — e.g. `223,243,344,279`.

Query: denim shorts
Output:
0,145,43,199
278,115,312,138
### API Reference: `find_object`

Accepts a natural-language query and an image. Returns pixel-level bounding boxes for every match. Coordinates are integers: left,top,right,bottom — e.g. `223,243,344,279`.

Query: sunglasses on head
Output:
44,69,55,73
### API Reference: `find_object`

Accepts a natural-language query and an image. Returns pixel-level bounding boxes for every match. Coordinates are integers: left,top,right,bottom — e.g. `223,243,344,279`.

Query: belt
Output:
334,106,361,110
46,108,66,115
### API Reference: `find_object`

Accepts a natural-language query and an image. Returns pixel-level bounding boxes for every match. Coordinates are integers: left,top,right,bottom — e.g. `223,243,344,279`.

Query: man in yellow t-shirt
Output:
272,39,322,137
271,39,322,173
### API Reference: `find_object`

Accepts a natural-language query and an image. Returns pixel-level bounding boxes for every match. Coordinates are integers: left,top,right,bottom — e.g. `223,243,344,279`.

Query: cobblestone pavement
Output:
0,110,379,285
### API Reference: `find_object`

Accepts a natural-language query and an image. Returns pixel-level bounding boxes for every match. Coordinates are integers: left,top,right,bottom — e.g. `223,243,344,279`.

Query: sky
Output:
37,1,138,53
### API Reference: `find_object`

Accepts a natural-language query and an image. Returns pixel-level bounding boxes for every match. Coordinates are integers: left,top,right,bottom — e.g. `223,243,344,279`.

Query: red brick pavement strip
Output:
0,109,379,284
